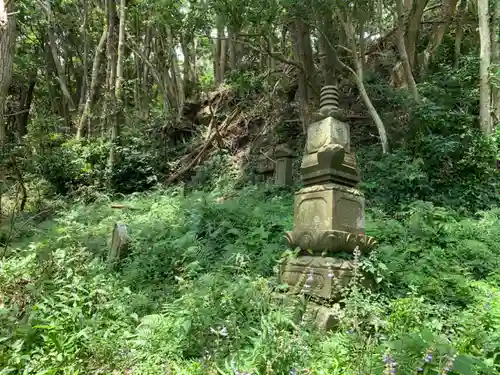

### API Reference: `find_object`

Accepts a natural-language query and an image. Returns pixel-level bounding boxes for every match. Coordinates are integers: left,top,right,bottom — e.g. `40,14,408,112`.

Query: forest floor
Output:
1,169,500,374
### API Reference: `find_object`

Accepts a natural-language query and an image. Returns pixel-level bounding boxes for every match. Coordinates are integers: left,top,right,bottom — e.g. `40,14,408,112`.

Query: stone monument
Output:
277,85,377,330
108,222,129,266
274,144,294,186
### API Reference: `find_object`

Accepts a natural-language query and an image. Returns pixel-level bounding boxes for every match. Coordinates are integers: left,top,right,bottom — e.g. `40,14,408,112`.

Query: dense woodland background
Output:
0,0,500,374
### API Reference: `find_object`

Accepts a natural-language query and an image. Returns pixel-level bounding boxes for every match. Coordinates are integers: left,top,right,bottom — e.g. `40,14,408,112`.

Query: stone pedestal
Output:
275,144,294,186
277,256,354,300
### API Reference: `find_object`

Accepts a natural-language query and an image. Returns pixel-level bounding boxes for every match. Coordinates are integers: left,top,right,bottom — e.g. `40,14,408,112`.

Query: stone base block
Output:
277,256,355,301
294,183,365,234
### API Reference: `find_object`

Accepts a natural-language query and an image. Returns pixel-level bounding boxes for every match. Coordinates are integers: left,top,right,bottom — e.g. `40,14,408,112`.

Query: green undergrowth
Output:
1,182,500,374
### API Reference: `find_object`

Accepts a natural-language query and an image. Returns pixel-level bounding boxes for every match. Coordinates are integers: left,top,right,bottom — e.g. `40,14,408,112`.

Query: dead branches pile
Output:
167,85,278,183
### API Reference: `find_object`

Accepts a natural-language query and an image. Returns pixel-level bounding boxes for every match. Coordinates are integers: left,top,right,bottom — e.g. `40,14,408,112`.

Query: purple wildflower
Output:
424,354,433,363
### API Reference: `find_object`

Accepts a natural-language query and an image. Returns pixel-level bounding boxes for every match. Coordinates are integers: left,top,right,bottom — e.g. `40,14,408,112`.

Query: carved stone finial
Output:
313,85,342,121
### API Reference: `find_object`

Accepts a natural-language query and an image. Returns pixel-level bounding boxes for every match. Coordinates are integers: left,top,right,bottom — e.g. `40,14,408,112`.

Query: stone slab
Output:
293,183,365,235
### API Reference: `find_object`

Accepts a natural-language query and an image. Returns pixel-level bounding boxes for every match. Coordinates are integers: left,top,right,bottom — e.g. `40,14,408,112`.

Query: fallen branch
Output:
167,108,240,184
110,204,139,210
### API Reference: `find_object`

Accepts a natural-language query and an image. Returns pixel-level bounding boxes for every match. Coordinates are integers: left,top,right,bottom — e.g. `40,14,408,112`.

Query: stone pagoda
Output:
277,85,377,328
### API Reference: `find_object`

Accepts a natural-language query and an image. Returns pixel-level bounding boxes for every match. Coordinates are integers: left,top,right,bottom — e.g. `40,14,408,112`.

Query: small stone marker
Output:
274,144,294,186
108,222,129,265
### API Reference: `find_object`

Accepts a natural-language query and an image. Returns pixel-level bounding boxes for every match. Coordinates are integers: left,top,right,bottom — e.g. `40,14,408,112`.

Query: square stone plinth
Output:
278,255,355,300
293,183,365,234
305,117,351,154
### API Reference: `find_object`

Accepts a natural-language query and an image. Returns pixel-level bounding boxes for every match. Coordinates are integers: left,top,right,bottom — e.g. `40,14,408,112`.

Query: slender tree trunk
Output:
341,16,389,154
290,15,317,132
166,25,184,121
419,0,459,76
79,0,89,117
214,15,226,84
228,27,238,71
395,0,420,101
453,0,468,69
108,0,126,168
17,72,36,139
77,25,107,139
478,0,492,135
38,0,76,112
102,0,118,133
181,31,195,99
0,0,15,148
141,25,152,119
319,7,338,86
405,0,428,69
491,0,500,124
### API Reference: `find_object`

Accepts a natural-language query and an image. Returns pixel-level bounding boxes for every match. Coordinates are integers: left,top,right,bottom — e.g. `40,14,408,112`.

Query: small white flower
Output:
219,326,228,337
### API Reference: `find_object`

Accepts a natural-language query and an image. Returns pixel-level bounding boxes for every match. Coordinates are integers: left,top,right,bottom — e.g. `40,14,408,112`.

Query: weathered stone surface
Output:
255,152,275,183
275,144,294,186
305,117,351,154
108,223,129,264
300,117,360,186
275,84,376,324
277,256,354,301
255,154,275,174
284,230,377,255
311,303,343,331
294,183,366,233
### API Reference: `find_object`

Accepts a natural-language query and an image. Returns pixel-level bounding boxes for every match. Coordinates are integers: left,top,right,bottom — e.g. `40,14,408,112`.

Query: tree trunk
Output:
17,72,36,139
491,0,500,124
319,7,338,86
79,0,89,117
38,0,76,112
453,0,468,69
77,25,107,139
181,31,195,99
478,0,492,135
341,16,389,154
108,0,126,169
214,15,226,84
405,0,428,69
290,16,317,133
102,0,118,134
419,0,459,76
228,27,238,71
166,25,184,121
0,0,14,148
395,0,420,101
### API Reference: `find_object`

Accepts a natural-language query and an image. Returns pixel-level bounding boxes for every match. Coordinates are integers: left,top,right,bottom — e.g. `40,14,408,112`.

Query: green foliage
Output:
360,56,499,215
1,182,499,374
23,123,161,197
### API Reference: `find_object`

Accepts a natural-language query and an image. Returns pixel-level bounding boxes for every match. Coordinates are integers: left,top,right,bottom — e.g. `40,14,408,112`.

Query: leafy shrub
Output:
1,179,499,374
